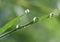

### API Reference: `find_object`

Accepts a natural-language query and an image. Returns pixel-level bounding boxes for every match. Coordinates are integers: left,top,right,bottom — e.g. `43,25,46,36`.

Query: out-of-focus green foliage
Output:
0,0,60,42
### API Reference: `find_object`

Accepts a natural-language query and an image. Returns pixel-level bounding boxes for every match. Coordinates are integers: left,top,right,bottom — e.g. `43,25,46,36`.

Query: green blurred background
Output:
0,0,60,42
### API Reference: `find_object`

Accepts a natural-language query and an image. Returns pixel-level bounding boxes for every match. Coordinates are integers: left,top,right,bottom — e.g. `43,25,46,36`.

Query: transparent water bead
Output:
49,9,60,17
49,12,55,18
25,9,30,14
16,25,19,28
33,17,38,23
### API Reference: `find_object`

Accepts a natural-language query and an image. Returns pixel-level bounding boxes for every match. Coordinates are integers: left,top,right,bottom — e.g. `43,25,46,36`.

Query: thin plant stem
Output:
0,14,53,39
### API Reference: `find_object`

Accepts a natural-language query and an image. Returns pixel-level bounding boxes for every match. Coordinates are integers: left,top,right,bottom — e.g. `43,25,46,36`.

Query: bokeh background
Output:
0,0,60,42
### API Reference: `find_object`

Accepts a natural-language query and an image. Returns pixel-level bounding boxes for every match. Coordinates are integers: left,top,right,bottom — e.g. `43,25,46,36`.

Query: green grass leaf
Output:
0,14,25,34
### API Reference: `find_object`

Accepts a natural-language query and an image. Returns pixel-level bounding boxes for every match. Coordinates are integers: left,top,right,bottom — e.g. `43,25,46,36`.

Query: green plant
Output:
0,13,55,38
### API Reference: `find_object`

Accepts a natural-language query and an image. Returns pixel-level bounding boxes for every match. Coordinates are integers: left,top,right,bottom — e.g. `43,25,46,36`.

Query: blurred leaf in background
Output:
0,0,60,42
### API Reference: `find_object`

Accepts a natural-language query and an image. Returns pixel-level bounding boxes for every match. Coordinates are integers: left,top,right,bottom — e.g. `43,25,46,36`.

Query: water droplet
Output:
33,17,38,23
25,9,30,14
16,25,19,28
49,12,55,18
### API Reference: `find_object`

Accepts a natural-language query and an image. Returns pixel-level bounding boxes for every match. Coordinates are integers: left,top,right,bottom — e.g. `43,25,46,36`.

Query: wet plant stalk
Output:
0,21,36,38
0,15,51,38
